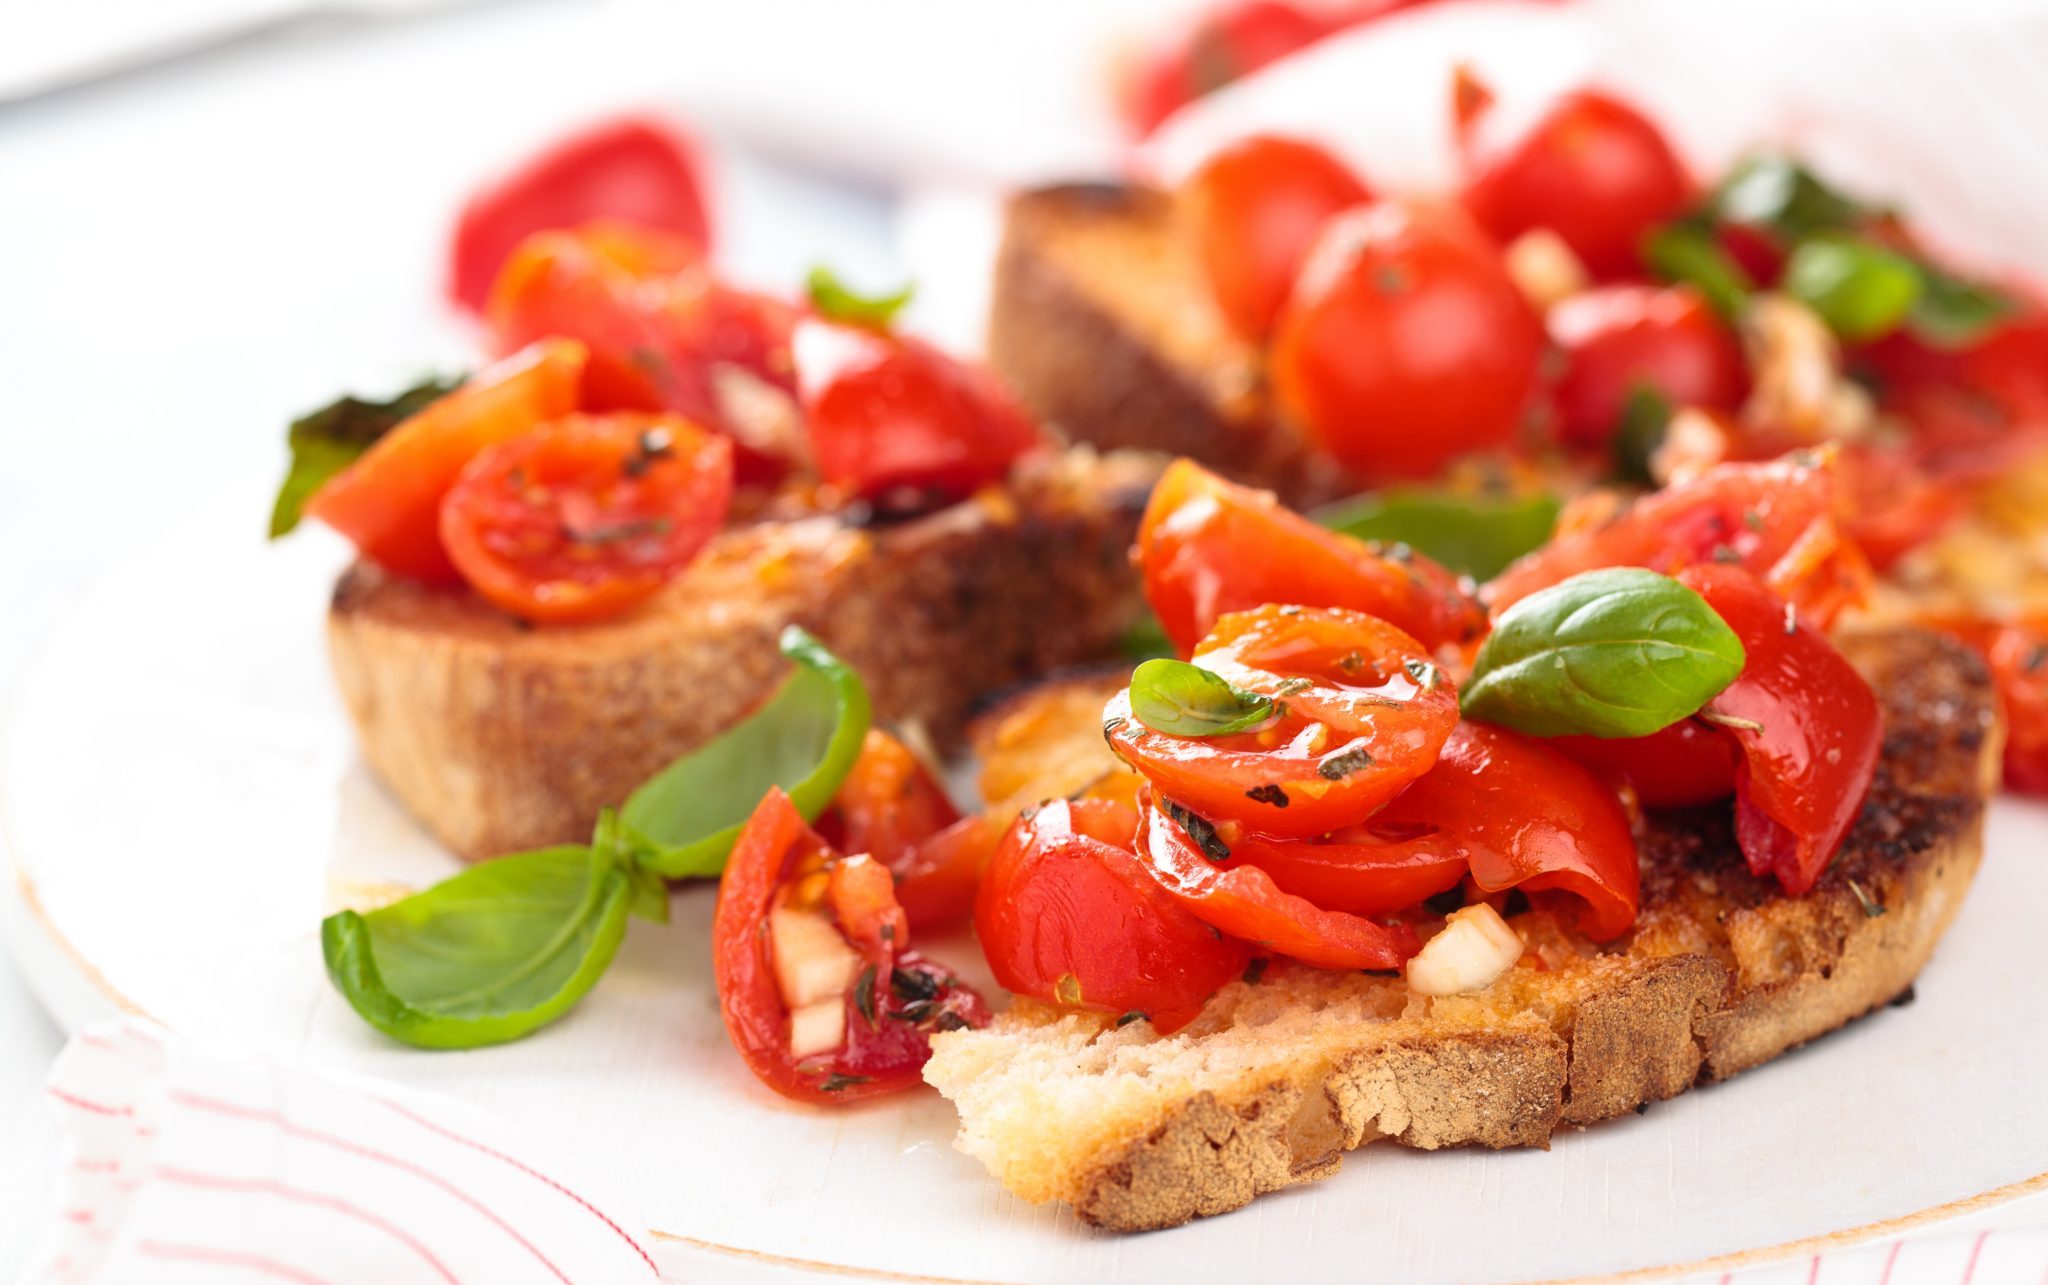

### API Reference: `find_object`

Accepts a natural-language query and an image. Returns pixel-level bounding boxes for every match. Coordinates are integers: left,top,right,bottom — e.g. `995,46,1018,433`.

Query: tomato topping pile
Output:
715,789,989,1105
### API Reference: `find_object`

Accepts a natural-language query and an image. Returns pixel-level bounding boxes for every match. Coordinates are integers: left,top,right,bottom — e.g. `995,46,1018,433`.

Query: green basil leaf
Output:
1462,567,1746,739
622,626,872,878
268,375,461,538
1711,154,1871,241
807,266,914,328
1908,268,2012,349
1315,488,1559,581
1783,236,1922,342
1129,658,1275,737
591,808,670,924
1611,385,1675,487
321,845,633,1049
1642,223,1754,320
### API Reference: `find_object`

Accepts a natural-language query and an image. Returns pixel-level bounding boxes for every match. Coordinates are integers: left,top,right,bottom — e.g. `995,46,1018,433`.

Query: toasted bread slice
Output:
989,184,1352,508
925,628,2000,1231
327,448,1161,860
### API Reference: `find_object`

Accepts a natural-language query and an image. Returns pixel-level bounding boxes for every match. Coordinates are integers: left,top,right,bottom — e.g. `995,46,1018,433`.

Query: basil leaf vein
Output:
1129,658,1275,737
269,375,461,538
1462,567,1746,738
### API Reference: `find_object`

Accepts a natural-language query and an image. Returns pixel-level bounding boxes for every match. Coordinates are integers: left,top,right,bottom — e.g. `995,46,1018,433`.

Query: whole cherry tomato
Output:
449,117,711,316
1137,459,1485,656
1271,202,1544,480
794,320,1041,504
1677,565,1881,897
1370,722,1640,939
439,413,733,624
1549,285,1748,450
1182,134,1372,341
1461,89,1692,281
1104,605,1460,838
1137,794,1419,970
306,339,588,584
1125,1,1334,138
1488,451,1868,630
976,797,1245,1033
1551,718,1738,809
1984,623,2048,796
714,789,989,1106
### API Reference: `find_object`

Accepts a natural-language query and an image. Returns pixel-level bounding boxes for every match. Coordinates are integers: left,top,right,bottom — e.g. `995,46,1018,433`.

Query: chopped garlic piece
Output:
788,998,847,1059
1742,294,1873,442
1407,904,1525,997
1504,228,1590,312
770,905,863,1009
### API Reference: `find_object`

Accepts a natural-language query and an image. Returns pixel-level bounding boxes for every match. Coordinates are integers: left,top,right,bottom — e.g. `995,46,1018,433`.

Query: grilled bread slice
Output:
925,628,2000,1231
989,183,1351,508
327,447,1161,860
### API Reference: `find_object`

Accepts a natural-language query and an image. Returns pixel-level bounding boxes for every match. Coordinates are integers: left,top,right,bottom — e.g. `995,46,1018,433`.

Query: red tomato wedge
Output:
714,789,989,1106
820,729,995,929
1138,459,1485,656
1137,795,1420,970
1550,718,1739,809
439,413,733,624
1986,622,2048,796
305,339,587,584
1231,830,1466,918
1370,722,1641,940
1106,605,1460,838
976,797,1244,1034
449,117,711,316
1677,565,1881,896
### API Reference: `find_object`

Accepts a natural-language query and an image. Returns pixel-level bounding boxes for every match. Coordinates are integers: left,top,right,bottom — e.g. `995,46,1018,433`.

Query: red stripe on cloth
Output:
73,1157,121,1174
47,1087,133,1117
1807,1255,1821,1284
139,1241,335,1285
60,1209,93,1225
1959,1231,1990,1285
170,1090,571,1285
123,1026,164,1049
152,1167,460,1284
1879,1241,1904,1285
374,1096,659,1277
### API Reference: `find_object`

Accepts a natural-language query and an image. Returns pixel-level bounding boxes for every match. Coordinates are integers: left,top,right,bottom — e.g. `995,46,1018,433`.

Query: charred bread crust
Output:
327,448,1161,860
927,629,1999,1231
989,184,1350,508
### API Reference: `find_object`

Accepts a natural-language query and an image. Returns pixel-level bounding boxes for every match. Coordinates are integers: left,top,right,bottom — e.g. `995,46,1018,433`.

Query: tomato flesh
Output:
976,797,1246,1033
1106,605,1460,838
819,729,995,929
1138,459,1485,656
1234,830,1465,917
1125,1,1333,137
1986,623,2048,796
1549,285,1748,450
1551,718,1739,809
305,339,587,584
439,413,733,624
1272,202,1544,481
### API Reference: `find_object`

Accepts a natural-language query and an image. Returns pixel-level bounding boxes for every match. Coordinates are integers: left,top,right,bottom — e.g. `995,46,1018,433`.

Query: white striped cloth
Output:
20,1020,658,1284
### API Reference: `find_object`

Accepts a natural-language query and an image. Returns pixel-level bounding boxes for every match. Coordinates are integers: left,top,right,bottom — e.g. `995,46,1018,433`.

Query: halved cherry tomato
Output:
976,797,1244,1033
1272,202,1544,480
1105,605,1460,837
1487,451,1868,630
1549,285,1748,450
1551,718,1738,809
1370,722,1640,939
1182,135,1372,341
306,339,587,584
715,788,988,1106
449,117,711,315
439,413,733,624
819,729,996,929
1125,1,1334,138
794,321,1041,504
1461,89,1692,281
1677,565,1880,896
1982,623,2048,796
1138,459,1485,656
1138,794,1419,970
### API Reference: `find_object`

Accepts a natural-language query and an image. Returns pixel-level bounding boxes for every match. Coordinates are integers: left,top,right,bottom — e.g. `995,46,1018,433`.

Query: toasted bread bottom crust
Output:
928,630,1999,1231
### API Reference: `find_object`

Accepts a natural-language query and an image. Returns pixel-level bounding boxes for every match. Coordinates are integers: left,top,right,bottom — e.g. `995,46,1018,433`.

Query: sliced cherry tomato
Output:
1138,794,1419,970
1835,442,1963,571
1460,89,1692,281
1105,605,1460,837
439,413,733,624
1272,202,1544,480
1138,459,1486,656
1549,285,1748,450
976,797,1245,1033
1677,565,1880,897
715,788,988,1106
1371,722,1640,939
794,321,1041,504
449,117,710,315
1182,134,1372,341
819,729,998,929
1487,451,1868,630
1984,623,2048,796
1125,1,1334,138
306,339,587,584
1231,829,1464,917
1550,718,1738,808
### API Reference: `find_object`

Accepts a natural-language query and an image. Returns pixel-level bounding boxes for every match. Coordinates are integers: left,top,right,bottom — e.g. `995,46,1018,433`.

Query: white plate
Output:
5,475,2048,1285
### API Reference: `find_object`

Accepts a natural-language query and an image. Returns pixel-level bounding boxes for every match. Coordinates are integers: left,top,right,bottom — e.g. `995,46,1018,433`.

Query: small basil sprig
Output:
1462,568,1746,739
1783,236,1923,343
807,266,914,328
323,627,870,1049
1711,154,1870,242
1643,223,1754,320
1129,658,1274,736
1316,488,1559,581
269,375,461,537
